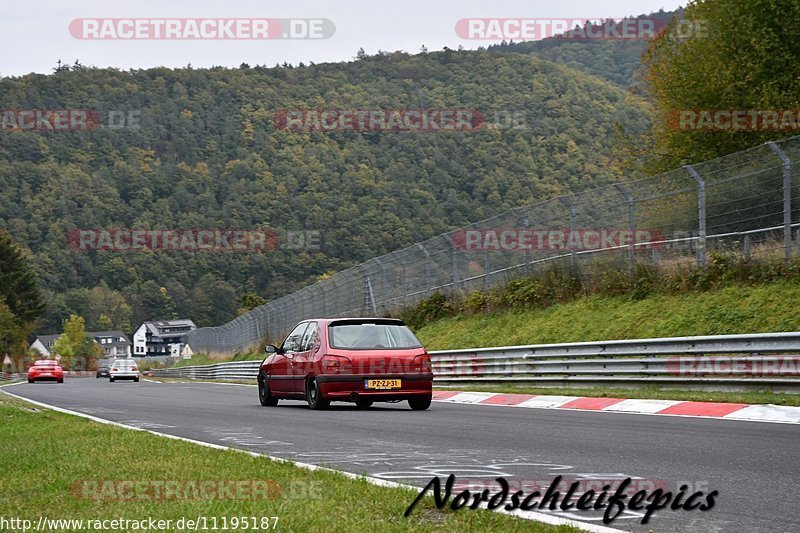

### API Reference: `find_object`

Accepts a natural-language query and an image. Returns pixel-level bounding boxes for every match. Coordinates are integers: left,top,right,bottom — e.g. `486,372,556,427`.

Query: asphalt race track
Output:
8,379,799,532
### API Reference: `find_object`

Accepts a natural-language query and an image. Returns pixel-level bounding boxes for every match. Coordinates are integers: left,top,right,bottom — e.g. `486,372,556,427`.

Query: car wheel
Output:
355,399,373,409
306,377,330,410
257,372,278,406
134,377,139,382
408,395,432,411
57,378,63,384
110,377,115,382
28,378,33,384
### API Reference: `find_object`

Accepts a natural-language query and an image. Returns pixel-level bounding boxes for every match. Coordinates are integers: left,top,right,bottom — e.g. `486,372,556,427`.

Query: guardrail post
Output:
685,165,706,267
559,196,578,272
767,141,792,262
744,235,751,260
615,183,636,272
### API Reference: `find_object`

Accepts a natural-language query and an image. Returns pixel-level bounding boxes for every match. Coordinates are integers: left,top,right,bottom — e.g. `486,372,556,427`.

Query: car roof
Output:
314,318,406,326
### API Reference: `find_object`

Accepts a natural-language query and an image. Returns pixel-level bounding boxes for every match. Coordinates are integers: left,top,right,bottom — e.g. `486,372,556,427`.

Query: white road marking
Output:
602,399,682,414
723,404,800,423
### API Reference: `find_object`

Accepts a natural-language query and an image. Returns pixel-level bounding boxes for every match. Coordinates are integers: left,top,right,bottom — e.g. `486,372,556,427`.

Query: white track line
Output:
1,387,621,533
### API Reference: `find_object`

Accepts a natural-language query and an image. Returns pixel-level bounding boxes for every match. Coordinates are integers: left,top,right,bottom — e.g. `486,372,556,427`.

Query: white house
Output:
133,319,196,358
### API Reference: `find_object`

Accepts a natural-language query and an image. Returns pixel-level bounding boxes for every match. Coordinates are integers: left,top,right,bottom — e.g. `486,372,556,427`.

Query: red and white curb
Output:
433,391,800,424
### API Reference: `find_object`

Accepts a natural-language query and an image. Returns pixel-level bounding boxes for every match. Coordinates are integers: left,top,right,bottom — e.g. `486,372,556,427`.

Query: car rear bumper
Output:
110,372,139,380
317,373,433,400
29,375,63,381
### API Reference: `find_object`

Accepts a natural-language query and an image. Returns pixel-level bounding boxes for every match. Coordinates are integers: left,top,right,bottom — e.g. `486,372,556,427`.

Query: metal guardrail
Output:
152,333,800,392
154,361,262,381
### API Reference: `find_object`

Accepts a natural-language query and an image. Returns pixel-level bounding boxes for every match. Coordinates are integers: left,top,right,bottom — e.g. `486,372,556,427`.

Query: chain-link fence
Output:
184,136,800,356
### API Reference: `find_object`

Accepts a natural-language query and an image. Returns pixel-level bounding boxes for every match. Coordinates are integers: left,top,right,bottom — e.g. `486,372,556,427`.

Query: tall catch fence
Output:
185,136,800,356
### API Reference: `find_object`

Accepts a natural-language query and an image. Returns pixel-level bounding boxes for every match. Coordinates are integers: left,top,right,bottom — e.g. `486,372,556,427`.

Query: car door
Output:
292,321,320,393
270,322,308,394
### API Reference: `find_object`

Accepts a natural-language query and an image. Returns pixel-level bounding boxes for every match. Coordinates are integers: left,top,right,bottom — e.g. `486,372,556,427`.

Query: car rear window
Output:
328,322,422,349
113,360,136,368
35,360,57,366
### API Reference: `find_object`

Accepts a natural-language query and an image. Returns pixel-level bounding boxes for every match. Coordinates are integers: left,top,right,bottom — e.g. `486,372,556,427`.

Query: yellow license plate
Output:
365,379,401,390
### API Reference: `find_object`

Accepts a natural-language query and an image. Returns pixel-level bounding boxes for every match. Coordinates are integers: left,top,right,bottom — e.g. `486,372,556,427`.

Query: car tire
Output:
28,379,33,384
110,377,115,382
355,399,373,409
408,395,432,411
306,377,330,410
134,377,139,383
257,372,278,406
96,374,99,379
57,378,63,384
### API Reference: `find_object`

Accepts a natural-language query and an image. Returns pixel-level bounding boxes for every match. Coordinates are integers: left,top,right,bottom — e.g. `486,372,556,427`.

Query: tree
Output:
641,0,800,171
0,231,44,328
52,315,100,369
0,232,44,352
237,292,267,315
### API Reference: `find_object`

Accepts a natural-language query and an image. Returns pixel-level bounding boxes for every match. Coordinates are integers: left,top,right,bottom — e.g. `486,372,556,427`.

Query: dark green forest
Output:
1,38,653,334
489,9,680,88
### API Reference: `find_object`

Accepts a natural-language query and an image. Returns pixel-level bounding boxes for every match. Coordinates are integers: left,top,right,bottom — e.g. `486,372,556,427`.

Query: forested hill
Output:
489,9,680,88
0,50,649,333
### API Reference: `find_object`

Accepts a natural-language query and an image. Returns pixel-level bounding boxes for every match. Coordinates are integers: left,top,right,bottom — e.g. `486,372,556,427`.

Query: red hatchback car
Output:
258,318,433,410
27,359,64,383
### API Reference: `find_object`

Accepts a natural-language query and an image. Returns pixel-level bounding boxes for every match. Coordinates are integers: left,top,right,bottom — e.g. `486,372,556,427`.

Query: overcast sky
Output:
3,0,685,77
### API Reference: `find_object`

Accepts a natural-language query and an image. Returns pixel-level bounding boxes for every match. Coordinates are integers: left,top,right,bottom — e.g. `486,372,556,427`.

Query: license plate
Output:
364,379,401,390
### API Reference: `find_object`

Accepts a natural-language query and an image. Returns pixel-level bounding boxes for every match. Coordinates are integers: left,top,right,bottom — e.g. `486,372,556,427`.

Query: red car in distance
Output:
27,359,64,383
258,318,433,410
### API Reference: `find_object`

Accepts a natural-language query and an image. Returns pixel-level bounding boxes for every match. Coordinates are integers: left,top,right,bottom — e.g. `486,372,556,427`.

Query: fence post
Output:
558,196,578,272
684,165,707,267
443,233,460,291
767,141,792,262
615,183,636,271
416,243,431,295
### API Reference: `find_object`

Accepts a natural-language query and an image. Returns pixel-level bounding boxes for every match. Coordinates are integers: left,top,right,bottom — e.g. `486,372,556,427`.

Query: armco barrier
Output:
152,332,800,392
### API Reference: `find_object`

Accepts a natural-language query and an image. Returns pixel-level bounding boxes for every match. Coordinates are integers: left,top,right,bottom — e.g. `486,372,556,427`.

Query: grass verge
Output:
416,280,800,350
0,392,573,533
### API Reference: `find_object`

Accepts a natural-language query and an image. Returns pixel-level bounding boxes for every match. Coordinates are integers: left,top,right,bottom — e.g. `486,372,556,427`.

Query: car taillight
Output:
413,354,432,373
132,367,138,371
321,355,352,374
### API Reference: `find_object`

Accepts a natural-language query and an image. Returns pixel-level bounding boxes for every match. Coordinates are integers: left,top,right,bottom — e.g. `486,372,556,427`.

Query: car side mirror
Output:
265,344,278,354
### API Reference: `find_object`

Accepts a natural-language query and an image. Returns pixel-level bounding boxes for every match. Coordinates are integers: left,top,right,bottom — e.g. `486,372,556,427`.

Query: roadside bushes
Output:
398,253,800,330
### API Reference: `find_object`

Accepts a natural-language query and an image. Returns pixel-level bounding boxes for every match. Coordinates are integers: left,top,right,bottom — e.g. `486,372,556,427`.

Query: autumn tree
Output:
642,0,800,171
52,315,100,370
